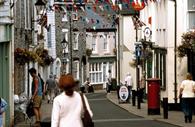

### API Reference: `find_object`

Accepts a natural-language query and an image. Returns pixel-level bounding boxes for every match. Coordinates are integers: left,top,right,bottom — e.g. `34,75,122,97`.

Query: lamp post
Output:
35,0,46,12
61,37,69,74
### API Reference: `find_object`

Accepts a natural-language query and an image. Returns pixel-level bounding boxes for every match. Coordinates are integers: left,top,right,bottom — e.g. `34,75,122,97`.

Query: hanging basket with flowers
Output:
177,31,195,57
14,47,53,66
35,47,54,66
86,48,92,56
14,48,38,65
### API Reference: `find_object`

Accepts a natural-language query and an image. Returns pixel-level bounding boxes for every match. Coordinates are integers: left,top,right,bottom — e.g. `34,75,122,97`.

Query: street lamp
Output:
35,0,46,13
61,37,68,49
61,37,69,74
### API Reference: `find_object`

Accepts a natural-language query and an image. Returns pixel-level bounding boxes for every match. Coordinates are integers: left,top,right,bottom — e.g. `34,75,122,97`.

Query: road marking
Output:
93,118,150,123
88,98,107,101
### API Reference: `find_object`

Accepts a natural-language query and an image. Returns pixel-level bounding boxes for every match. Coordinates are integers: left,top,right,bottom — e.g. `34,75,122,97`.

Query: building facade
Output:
0,0,14,126
120,0,195,104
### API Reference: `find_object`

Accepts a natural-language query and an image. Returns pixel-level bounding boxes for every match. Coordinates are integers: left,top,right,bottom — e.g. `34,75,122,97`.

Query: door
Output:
0,42,10,126
188,52,195,80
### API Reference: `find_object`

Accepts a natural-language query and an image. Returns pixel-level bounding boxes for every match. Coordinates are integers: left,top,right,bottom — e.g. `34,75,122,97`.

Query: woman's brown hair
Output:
59,74,76,96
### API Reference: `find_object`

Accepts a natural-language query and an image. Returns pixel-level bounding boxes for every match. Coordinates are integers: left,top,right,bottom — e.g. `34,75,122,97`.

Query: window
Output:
24,0,31,29
47,25,52,48
73,61,79,79
89,63,103,84
73,33,79,50
92,35,97,52
62,29,69,53
188,0,195,29
154,49,167,90
103,35,108,50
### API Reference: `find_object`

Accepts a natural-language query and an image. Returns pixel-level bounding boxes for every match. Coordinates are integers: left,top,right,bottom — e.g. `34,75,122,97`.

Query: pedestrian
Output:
84,78,93,93
54,75,60,96
80,78,88,93
38,73,46,100
106,70,112,93
124,72,133,103
179,73,195,123
0,97,7,127
45,74,57,103
51,74,93,127
28,68,43,127
140,75,145,103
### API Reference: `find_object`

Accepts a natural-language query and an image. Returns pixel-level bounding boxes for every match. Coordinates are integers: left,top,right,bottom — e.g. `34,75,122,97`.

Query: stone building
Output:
55,0,87,84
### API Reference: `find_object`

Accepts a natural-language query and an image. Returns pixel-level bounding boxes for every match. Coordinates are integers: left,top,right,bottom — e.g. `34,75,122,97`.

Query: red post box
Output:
147,78,161,115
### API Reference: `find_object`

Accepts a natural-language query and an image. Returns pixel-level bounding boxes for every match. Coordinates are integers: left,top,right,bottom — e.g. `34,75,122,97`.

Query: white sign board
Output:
119,86,129,102
144,27,151,38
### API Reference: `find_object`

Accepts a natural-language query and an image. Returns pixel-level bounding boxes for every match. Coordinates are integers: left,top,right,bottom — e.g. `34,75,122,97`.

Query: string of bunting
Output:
51,0,161,29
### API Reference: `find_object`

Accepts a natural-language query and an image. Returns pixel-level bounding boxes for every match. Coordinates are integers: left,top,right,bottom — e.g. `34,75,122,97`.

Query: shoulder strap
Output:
80,93,87,110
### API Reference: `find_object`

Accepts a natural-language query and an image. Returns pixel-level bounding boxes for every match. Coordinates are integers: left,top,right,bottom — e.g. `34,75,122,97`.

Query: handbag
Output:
26,100,34,118
80,93,94,127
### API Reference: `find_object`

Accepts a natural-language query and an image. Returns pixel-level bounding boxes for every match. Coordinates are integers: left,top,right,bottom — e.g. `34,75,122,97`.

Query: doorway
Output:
0,42,10,126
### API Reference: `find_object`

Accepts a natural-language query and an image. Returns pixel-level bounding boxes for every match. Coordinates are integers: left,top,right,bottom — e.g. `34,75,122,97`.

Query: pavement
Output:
15,90,195,127
107,91,195,127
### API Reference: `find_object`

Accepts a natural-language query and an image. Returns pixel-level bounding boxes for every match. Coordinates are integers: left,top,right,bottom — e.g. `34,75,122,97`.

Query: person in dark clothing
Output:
46,74,57,103
106,70,112,93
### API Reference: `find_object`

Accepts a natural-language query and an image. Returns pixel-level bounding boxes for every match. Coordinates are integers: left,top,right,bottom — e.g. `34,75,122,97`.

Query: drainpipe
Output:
173,0,177,104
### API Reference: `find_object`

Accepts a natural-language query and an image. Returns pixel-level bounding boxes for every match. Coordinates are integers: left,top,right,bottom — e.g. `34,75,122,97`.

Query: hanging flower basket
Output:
113,48,117,55
129,59,137,68
35,47,54,66
177,31,195,57
14,48,38,65
86,48,92,56
14,47,53,66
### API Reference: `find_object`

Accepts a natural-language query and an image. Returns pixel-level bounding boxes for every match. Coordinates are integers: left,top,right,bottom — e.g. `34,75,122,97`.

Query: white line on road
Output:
93,118,150,123
88,98,107,101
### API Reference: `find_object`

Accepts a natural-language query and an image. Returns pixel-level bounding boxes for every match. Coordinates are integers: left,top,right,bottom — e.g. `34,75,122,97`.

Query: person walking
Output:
124,72,133,103
179,73,195,123
80,78,89,93
45,74,57,103
140,75,146,103
106,70,112,93
0,97,7,127
51,74,93,127
29,68,43,127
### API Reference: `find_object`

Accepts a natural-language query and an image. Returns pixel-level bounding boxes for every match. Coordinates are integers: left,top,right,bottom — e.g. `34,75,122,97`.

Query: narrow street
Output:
15,91,181,127
87,92,179,127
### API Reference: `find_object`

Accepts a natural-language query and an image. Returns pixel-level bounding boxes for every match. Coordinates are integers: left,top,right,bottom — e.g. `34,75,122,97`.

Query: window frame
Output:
187,0,195,30
73,61,79,80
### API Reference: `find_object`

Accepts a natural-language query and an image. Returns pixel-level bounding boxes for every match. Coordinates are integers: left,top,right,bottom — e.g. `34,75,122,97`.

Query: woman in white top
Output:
179,73,195,123
51,74,93,127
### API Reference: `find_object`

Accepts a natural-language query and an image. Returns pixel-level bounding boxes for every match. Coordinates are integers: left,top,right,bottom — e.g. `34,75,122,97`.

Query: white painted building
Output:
120,0,195,104
86,31,117,88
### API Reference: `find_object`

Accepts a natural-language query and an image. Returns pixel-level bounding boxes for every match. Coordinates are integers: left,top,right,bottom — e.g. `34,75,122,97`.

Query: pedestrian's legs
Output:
33,108,40,122
188,98,193,123
38,107,41,122
51,89,55,102
182,98,189,123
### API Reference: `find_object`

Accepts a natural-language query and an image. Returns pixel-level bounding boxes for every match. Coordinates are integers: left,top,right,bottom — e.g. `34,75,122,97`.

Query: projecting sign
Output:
144,27,151,38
